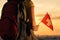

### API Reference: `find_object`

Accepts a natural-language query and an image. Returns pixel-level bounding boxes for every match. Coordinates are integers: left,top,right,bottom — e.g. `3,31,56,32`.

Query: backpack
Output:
0,1,18,40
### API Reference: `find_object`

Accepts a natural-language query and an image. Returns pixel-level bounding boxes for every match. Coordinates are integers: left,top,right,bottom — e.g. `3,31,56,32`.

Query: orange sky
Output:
32,0,60,36
0,0,60,36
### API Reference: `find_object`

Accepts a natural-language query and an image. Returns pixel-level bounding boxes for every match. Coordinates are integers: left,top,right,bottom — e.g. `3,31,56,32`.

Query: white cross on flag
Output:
41,13,53,30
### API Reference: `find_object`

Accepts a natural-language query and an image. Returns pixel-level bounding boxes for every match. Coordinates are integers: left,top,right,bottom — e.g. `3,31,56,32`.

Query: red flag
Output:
41,13,53,30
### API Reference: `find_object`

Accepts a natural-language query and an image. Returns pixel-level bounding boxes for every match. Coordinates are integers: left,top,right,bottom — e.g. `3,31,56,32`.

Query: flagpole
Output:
37,21,41,26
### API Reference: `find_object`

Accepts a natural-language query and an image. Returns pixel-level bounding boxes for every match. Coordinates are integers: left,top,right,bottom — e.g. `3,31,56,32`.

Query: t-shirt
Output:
24,0,34,7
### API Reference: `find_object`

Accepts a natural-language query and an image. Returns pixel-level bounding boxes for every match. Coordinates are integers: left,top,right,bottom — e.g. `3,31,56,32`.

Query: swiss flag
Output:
41,13,53,30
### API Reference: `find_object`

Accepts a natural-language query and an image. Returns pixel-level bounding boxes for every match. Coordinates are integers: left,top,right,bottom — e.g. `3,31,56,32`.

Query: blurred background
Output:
32,0,60,36
0,0,60,37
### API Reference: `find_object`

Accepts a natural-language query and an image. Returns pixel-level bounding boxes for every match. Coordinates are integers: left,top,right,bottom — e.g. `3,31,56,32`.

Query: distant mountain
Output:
35,14,60,19
37,36,60,40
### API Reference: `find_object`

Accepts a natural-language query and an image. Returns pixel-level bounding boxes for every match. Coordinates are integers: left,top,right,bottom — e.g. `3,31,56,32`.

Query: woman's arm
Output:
30,3,38,31
24,0,38,31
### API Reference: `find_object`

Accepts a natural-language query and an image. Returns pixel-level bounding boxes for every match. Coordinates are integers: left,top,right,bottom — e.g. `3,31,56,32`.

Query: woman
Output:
17,0,38,40
24,0,38,40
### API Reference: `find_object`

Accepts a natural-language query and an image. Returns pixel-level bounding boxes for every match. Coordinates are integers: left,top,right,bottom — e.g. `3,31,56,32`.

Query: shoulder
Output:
24,0,34,7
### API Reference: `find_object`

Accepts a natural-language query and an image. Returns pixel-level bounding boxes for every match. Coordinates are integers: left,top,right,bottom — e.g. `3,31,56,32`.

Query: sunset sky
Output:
0,0,60,36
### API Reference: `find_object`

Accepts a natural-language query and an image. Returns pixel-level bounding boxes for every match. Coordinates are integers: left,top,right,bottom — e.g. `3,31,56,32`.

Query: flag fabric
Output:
41,13,53,30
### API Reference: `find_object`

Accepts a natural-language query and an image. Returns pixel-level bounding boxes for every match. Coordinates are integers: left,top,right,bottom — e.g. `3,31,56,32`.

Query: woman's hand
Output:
33,25,39,31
